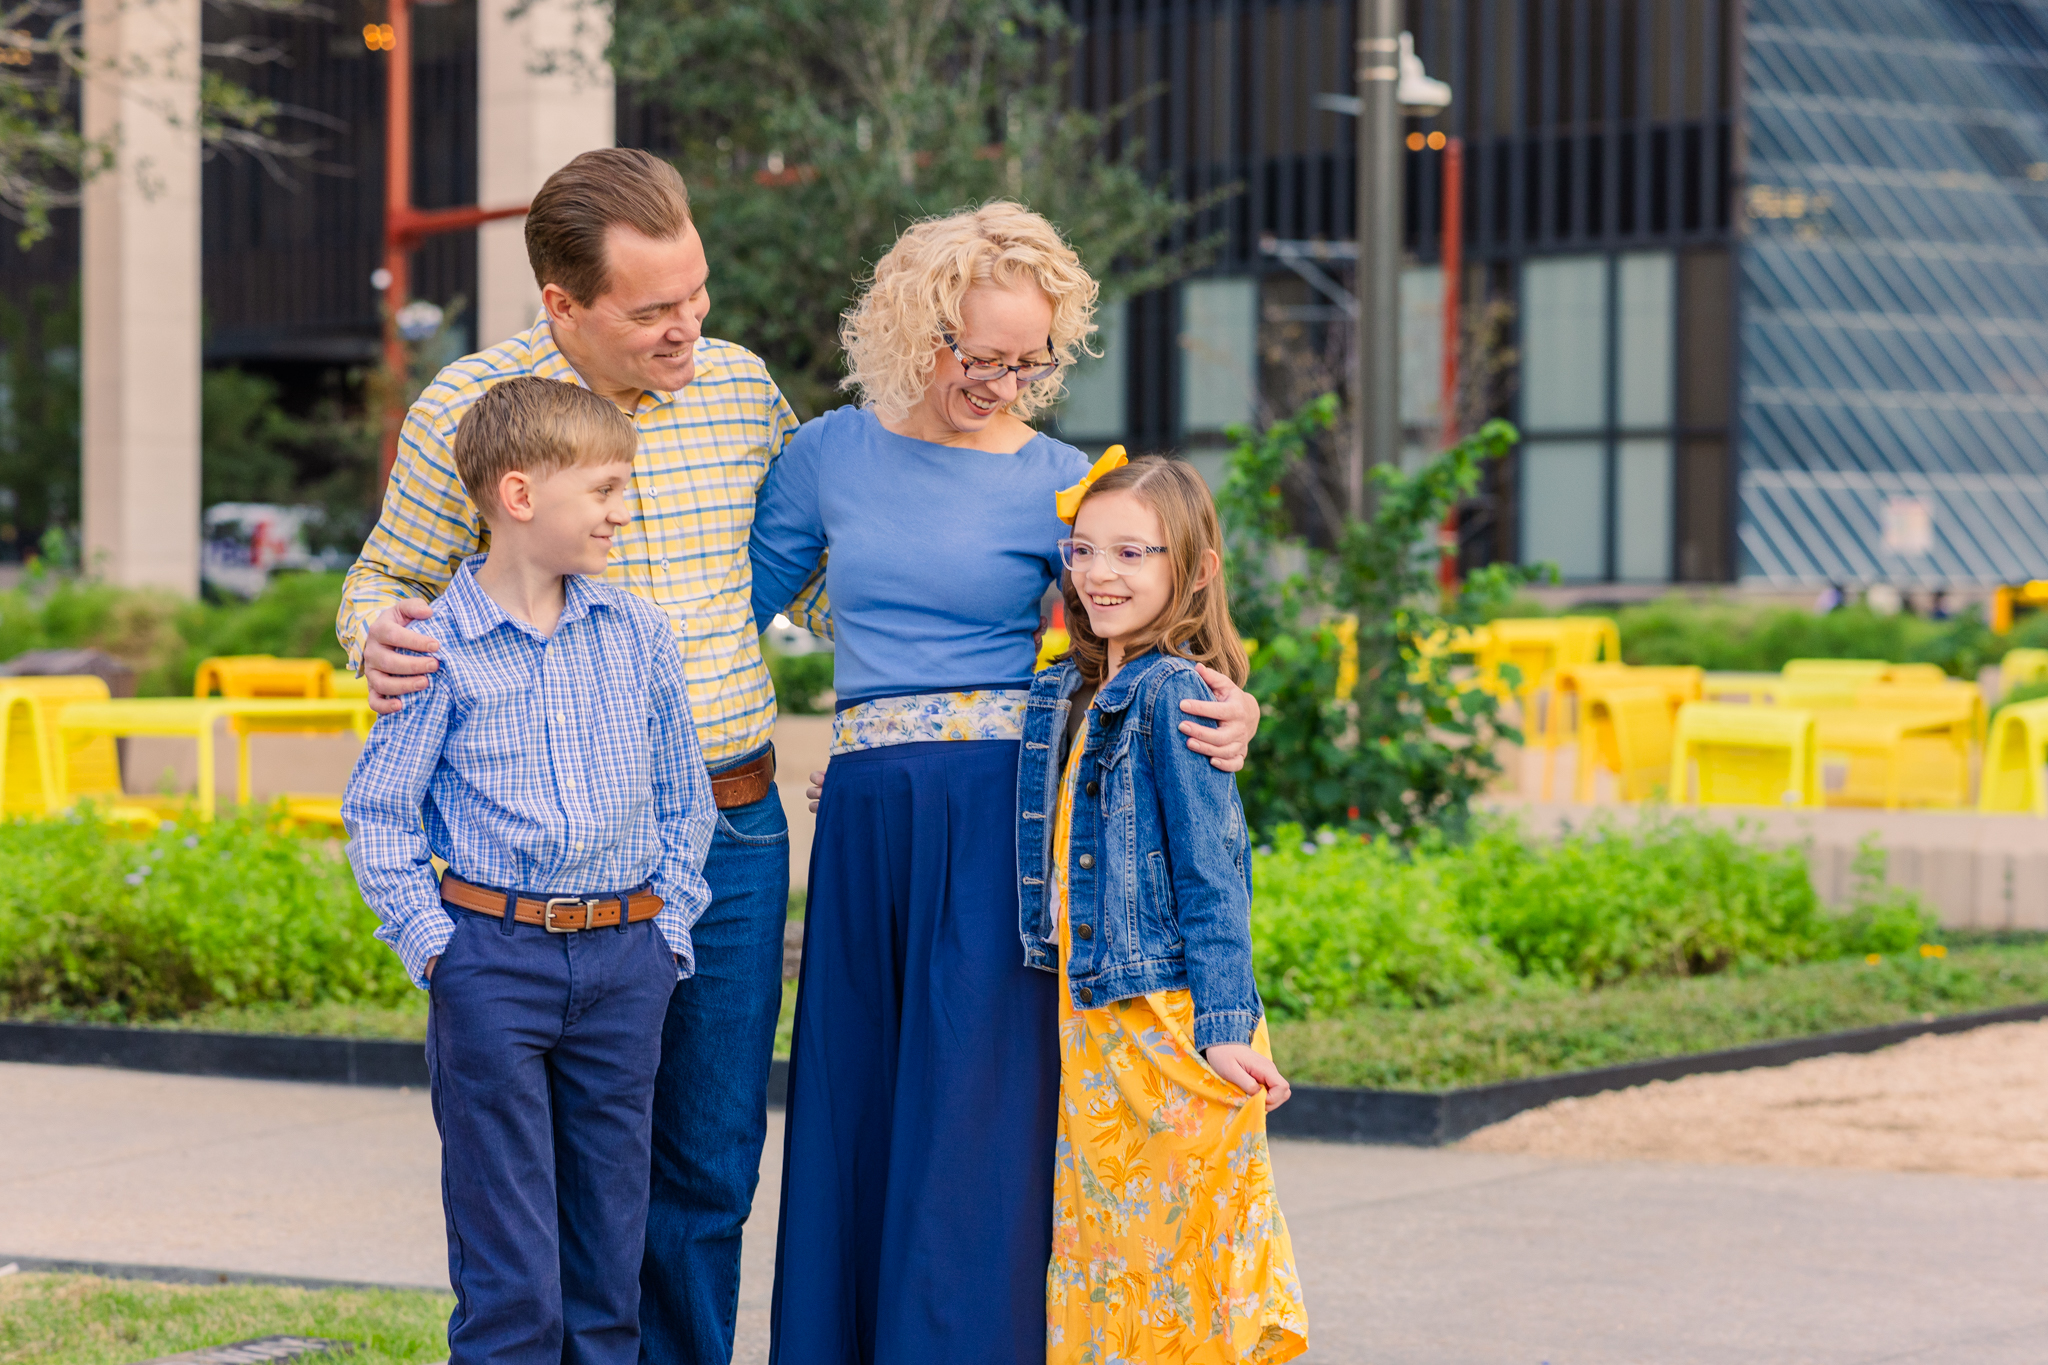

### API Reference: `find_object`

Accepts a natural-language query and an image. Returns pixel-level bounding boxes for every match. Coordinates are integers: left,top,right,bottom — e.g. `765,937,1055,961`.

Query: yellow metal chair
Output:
1576,685,1682,802
1980,697,2048,815
1670,701,1821,807
1815,704,1974,810
0,676,135,818
1543,664,1702,798
1782,659,1891,685
195,656,335,700
329,668,371,699
2001,648,2048,692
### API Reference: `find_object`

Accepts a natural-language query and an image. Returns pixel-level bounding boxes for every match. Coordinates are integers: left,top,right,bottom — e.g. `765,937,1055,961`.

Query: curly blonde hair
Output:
839,201,1100,422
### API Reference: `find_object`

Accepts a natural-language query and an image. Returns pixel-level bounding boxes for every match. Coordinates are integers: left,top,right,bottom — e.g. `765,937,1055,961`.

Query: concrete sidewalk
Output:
5,1061,2046,1364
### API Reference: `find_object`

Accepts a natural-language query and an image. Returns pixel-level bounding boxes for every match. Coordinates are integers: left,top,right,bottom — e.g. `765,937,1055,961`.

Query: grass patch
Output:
0,1273,451,1365
1270,939,2048,1091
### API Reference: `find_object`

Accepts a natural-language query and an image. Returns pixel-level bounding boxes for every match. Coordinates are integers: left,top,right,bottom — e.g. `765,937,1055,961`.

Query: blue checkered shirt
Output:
343,557,716,988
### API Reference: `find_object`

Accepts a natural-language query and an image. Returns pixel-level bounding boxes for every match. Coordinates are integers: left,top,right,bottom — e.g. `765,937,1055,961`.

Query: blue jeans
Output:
428,908,678,1365
640,779,790,1365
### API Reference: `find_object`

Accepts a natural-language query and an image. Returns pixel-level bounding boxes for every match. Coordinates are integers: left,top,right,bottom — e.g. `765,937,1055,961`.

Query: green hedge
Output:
1512,595,2048,678
1250,813,1933,1020
0,571,347,696
0,806,412,1020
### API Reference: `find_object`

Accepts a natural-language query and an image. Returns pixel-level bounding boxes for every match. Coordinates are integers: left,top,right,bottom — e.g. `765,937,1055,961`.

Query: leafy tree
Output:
1217,395,1538,842
608,0,1215,416
1,0,320,246
0,282,78,555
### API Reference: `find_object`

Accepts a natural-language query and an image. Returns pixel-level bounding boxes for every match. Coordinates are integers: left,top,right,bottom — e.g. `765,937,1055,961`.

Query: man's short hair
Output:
525,148,693,306
453,377,638,518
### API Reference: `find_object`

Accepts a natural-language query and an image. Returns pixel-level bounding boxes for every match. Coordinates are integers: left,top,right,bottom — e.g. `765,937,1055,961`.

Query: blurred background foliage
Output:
608,0,1218,418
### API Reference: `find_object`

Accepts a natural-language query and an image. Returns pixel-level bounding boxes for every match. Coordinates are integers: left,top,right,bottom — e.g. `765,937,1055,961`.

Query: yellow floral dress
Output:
1046,735,1309,1365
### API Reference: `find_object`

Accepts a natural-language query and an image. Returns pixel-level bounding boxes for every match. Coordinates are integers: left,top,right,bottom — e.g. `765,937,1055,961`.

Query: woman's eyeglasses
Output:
943,333,1061,385
1058,539,1169,574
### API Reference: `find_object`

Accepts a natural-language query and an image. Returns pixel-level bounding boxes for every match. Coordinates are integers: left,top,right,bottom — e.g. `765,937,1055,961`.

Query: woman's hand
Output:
363,599,441,715
1179,663,1262,774
807,770,825,814
1206,1043,1291,1111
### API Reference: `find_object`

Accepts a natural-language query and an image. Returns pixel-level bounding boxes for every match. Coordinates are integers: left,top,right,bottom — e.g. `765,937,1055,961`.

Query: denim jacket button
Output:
1079,986,1093,1004
1075,922,1093,940
1077,853,1094,870
1085,780,1099,797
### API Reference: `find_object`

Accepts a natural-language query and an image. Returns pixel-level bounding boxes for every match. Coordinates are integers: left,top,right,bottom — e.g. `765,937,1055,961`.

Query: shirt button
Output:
1078,987,1094,1005
1077,853,1094,870
1075,923,1093,940
1085,781,1099,797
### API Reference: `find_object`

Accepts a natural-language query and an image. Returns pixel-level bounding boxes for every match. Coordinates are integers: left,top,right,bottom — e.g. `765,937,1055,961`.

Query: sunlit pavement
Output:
5,1061,2046,1364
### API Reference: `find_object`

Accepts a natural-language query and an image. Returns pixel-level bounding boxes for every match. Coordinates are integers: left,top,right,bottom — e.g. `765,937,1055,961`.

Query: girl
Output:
1020,452,1309,1364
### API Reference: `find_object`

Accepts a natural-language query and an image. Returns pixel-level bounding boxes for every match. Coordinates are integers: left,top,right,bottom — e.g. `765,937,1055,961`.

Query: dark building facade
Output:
7,0,2046,588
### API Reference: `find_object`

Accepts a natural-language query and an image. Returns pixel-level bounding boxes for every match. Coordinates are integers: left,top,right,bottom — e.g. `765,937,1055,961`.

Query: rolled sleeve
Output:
336,399,482,669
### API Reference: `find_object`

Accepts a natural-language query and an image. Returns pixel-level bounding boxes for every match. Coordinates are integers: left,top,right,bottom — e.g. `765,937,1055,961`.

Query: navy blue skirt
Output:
769,739,1058,1365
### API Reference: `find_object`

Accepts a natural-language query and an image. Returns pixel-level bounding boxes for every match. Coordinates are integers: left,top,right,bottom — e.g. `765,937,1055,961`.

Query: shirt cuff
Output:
393,904,457,990
1193,1009,1259,1052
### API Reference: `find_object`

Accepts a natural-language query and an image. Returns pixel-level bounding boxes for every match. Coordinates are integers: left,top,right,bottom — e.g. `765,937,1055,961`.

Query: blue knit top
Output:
748,405,1093,706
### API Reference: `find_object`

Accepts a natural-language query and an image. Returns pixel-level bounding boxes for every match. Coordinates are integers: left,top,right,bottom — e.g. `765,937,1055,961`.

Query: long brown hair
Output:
1062,456,1249,686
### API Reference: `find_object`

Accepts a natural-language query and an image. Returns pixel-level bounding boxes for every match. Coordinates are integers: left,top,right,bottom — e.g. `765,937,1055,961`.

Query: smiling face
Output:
543,223,712,406
494,459,636,577
1070,490,1176,652
907,282,1055,440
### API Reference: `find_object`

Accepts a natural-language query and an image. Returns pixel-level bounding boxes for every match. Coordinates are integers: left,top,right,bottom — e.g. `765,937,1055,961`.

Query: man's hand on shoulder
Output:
364,598,442,716
1179,662,1261,774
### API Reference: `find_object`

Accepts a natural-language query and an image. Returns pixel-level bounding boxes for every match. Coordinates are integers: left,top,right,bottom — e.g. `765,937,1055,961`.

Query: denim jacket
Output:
1016,651,1262,1050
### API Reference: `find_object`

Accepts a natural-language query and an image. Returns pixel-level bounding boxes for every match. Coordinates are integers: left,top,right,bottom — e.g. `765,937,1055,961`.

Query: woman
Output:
749,202,1259,1364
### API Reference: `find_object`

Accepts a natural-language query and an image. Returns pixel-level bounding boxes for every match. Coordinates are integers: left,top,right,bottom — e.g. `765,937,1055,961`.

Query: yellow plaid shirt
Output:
337,319,827,768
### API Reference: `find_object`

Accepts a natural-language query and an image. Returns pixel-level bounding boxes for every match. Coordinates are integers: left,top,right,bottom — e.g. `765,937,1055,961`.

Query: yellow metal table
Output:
56,698,373,821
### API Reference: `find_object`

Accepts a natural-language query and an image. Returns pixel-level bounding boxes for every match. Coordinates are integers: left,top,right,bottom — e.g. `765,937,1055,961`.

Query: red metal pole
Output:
379,0,414,487
1437,135,1464,594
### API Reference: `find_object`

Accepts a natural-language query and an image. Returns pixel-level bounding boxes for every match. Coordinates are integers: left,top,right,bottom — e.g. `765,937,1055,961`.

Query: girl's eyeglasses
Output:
943,333,1061,384
1058,539,1169,574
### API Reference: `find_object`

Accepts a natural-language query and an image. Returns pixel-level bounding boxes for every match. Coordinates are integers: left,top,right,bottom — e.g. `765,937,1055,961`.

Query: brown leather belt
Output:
710,747,777,809
440,873,664,933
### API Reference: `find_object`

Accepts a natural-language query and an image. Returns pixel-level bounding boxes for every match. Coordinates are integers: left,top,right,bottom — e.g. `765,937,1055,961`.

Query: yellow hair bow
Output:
1055,445,1128,525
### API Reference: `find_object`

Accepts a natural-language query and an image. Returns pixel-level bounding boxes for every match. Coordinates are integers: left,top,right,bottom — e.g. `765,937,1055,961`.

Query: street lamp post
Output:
1354,0,1401,519
373,0,531,486
1351,9,1452,517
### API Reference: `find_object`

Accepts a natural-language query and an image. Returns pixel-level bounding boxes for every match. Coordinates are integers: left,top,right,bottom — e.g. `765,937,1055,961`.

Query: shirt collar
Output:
528,310,710,412
440,555,616,642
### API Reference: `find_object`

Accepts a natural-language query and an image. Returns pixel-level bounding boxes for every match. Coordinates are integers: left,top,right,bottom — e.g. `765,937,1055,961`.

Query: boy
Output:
343,375,715,1365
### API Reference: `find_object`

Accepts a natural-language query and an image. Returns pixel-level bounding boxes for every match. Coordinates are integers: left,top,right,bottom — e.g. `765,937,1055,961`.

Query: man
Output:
340,147,1259,1364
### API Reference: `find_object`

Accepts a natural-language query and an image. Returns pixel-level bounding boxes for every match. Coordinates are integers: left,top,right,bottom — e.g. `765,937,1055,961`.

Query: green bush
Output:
1249,814,1934,1020
766,644,835,715
0,571,347,695
0,806,412,1020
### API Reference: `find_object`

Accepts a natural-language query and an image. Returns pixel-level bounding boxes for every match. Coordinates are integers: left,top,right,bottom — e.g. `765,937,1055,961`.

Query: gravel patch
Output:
1460,1018,2048,1179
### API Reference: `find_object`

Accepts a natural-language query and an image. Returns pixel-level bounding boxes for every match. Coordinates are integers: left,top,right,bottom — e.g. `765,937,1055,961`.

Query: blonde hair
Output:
452,376,638,519
839,202,1099,422
1062,457,1249,687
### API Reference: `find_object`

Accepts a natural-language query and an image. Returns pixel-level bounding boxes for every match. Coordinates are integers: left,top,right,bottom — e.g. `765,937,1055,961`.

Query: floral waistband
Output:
830,688,1031,755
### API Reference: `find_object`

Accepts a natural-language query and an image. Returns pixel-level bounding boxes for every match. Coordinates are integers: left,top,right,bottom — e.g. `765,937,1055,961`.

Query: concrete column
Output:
81,0,203,593
476,0,614,348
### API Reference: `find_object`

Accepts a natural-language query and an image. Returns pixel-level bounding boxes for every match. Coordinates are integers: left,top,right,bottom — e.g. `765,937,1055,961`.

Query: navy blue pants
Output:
640,783,791,1365
769,740,1060,1365
428,903,678,1365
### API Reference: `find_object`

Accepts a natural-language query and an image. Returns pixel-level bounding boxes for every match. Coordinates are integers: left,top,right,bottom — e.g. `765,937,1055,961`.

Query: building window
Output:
1178,278,1259,437
1054,298,1127,444
1517,250,1679,582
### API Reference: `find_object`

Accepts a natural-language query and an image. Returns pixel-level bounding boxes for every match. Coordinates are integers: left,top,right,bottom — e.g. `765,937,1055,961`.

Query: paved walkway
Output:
6,1061,2047,1364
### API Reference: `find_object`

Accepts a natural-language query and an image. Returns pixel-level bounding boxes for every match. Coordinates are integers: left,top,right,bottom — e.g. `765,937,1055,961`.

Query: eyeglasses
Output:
943,333,1061,385
1058,539,1169,574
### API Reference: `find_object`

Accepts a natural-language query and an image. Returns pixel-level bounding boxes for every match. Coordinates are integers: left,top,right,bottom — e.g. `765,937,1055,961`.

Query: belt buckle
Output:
544,896,599,933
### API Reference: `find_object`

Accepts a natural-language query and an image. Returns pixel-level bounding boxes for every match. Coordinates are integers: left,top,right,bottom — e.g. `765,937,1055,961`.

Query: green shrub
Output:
766,645,835,715
0,806,411,1020
1248,814,1935,1020
0,571,348,695
1609,597,2004,677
